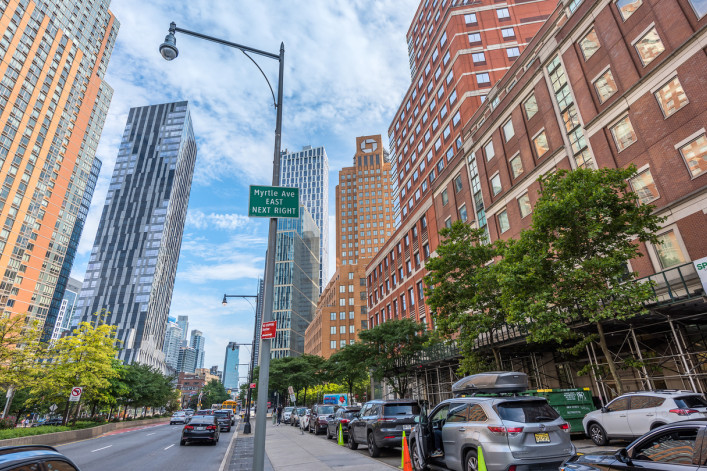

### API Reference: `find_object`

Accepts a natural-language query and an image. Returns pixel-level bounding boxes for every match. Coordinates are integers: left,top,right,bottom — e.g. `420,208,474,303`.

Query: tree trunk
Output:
492,348,502,370
303,386,307,407
596,322,624,396
109,405,114,421
91,403,98,418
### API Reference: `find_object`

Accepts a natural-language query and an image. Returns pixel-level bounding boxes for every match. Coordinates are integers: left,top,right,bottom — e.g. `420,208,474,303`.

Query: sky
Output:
69,0,418,383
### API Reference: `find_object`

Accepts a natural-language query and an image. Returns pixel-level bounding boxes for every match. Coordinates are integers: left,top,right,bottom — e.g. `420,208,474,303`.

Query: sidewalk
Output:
228,420,396,470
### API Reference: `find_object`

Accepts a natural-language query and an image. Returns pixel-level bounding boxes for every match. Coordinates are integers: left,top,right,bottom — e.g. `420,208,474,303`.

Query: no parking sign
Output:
69,387,83,402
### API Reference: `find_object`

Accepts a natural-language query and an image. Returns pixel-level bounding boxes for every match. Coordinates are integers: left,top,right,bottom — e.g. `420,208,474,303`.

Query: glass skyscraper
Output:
76,101,197,370
279,146,329,291
271,206,319,358
223,342,240,391
49,276,82,341
190,329,205,370
162,320,183,371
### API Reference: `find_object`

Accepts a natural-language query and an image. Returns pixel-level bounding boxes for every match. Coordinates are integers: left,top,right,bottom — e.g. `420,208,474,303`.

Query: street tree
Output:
358,319,432,398
424,221,505,373
201,379,230,407
327,343,369,397
497,166,663,395
0,316,45,416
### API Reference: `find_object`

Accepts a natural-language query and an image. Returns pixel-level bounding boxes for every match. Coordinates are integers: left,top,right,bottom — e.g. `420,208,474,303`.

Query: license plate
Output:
534,432,550,443
196,426,205,431
403,425,411,430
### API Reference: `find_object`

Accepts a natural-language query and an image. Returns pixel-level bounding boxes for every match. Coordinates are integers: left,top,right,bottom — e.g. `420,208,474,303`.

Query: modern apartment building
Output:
76,101,197,370
222,342,239,391
0,0,119,330
368,0,707,400
177,315,188,346
162,319,183,371
177,345,197,374
367,0,556,330
279,146,329,292
304,135,393,359
49,275,81,341
190,329,205,370
271,206,319,358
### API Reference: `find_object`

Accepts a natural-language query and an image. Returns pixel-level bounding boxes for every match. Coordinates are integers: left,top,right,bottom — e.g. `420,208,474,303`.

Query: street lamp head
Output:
159,32,178,61
222,295,228,306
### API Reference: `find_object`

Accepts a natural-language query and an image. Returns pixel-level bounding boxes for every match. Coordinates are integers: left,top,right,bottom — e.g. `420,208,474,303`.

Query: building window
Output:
484,140,495,161
610,116,637,152
441,189,449,206
679,134,707,177
635,27,665,66
497,8,510,19
498,210,510,233
501,28,515,39
491,174,502,195
330,326,336,335
533,131,550,157
459,204,468,222
594,69,618,104
655,76,688,117
524,94,538,119
472,52,485,63
468,32,481,44
444,217,452,229
340,325,346,334
503,119,515,141
330,340,336,349
510,154,523,178
655,230,686,268
630,168,660,204
506,47,520,58
518,193,532,218
580,28,600,60
423,243,430,258
465,13,477,24
476,73,490,85
616,0,642,21
688,0,707,18
452,111,461,126
340,340,347,348
440,32,447,47
454,175,463,192
569,0,583,12
417,281,425,300
330,312,336,321
349,325,355,334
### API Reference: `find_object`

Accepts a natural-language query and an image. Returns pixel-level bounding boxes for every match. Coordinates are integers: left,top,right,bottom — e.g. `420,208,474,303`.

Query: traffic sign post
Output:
69,387,83,402
248,186,299,218
249,383,257,389
261,321,277,339
49,404,57,412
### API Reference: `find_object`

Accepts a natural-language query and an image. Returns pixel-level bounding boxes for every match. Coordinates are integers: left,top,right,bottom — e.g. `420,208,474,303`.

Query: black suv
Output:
309,403,337,435
214,410,231,432
0,445,80,470
347,399,420,457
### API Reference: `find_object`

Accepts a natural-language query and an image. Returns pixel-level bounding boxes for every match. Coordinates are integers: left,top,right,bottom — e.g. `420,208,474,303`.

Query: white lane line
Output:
91,445,112,453
164,444,175,450
147,432,155,436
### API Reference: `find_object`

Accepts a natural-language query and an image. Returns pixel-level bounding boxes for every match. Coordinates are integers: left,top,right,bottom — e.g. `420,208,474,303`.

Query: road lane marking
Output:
147,432,155,436
91,445,112,452
164,444,174,450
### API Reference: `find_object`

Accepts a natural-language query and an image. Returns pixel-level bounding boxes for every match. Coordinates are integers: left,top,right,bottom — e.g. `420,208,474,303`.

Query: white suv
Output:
583,390,707,445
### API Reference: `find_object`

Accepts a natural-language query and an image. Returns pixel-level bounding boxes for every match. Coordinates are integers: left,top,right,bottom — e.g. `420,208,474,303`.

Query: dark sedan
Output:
326,406,360,441
31,417,63,427
180,415,220,446
561,419,707,471
0,445,80,470
214,410,231,432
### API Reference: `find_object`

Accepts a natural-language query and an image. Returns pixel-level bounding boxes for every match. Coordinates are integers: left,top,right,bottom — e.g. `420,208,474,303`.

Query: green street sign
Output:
248,185,299,218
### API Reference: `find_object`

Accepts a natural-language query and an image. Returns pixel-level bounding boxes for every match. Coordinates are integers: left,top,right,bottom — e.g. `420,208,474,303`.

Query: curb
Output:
219,418,241,471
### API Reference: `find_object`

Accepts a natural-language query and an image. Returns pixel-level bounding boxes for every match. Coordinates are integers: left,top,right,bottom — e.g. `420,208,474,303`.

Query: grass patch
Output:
0,421,104,440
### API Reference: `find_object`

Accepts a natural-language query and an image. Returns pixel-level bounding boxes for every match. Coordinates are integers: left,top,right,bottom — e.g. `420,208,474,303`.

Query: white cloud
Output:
186,210,250,230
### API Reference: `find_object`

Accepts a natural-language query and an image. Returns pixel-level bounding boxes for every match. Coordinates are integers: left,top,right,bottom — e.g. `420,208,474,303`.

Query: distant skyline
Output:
69,0,418,380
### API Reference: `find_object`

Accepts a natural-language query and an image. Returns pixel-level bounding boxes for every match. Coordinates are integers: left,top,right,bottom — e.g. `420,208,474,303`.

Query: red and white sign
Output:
261,321,277,339
249,383,257,389
69,387,83,402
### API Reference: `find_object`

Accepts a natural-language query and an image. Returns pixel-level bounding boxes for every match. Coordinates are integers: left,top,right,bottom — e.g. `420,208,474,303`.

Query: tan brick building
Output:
304,135,394,358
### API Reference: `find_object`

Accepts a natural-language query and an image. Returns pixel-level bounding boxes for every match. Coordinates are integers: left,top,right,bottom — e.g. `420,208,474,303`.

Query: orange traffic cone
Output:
401,431,413,471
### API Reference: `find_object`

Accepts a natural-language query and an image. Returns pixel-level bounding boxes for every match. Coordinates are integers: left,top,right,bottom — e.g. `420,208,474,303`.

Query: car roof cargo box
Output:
452,371,528,396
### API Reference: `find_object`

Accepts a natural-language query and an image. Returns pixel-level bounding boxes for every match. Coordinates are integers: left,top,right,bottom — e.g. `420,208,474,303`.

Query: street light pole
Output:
162,24,284,471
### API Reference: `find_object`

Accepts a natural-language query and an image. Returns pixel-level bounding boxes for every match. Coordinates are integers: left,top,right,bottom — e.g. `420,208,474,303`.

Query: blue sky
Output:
70,0,418,380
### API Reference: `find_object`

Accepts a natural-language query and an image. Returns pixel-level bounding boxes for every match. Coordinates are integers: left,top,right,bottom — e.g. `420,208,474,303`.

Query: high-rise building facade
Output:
177,315,188,346
0,0,119,330
190,329,205,370
76,101,197,369
222,342,239,391
305,135,393,359
271,206,319,358
177,346,197,374
279,146,329,292
367,0,556,329
162,320,183,371
49,275,81,341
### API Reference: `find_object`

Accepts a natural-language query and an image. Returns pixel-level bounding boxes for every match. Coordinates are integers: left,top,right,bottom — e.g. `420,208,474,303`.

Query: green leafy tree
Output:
327,343,369,397
497,166,663,395
201,379,230,407
0,316,45,415
358,319,432,398
424,221,504,373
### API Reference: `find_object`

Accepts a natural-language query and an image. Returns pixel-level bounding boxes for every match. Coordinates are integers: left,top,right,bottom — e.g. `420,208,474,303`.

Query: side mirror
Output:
601,406,608,413
414,416,420,423
615,449,631,464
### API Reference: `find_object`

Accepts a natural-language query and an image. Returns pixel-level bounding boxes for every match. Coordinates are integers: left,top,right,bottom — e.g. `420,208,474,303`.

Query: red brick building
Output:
177,372,206,408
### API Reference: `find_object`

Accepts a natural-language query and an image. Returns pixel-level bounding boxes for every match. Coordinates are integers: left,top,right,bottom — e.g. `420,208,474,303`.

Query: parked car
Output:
31,417,63,427
214,410,232,432
409,372,575,471
292,407,306,427
0,445,81,470
221,408,236,425
180,415,220,446
170,412,188,425
562,420,707,471
183,409,194,417
348,399,420,457
282,406,295,424
326,406,361,441
300,409,312,432
582,390,707,446
309,404,337,435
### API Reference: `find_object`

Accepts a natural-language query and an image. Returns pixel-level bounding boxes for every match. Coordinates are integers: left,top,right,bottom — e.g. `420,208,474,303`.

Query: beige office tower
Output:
0,0,118,335
304,135,393,359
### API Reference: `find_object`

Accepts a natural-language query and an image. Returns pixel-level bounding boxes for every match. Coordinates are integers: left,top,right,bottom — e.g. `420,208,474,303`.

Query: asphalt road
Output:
57,422,233,471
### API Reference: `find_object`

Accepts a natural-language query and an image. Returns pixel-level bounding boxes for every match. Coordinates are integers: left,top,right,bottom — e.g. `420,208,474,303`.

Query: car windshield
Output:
344,410,360,418
189,417,213,425
384,404,421,415
284,407,294,412
173,412,185,416
215,411,229,417
497,400,560,423
674,396,707,408
318,406,335,414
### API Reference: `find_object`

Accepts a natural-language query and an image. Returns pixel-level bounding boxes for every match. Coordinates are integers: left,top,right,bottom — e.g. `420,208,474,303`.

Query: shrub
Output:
0,418,15,430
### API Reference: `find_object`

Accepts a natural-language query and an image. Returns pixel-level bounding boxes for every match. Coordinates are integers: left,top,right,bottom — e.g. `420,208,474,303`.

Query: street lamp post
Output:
161,23,284,471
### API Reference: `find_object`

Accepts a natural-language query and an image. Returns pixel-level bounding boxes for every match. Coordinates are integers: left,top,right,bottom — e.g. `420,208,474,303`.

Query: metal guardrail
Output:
636,262,703,307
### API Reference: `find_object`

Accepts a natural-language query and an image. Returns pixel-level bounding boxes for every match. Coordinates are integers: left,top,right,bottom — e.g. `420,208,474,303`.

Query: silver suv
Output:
409,372,575,471
582,390,707,445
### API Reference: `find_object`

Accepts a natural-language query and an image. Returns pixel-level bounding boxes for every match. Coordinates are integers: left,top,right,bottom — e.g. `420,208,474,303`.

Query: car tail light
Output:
206,425,217,430
506,427,524,436
669,408,699,416
508,466,517,471
340,419,349,424
377,417,395,423
559,423,571,433
184,425,193,430
384,436,396,439
487,426,524,436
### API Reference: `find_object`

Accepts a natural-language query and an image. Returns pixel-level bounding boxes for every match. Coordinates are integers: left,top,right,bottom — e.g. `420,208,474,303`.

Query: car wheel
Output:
464,449,478,471
410,440,428,471
348,433,359,450
326,426,332,439
589,423,609,446
180,439,186,446
367,432,381,458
